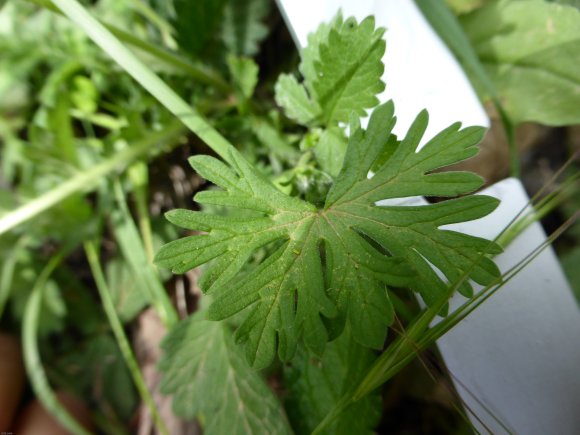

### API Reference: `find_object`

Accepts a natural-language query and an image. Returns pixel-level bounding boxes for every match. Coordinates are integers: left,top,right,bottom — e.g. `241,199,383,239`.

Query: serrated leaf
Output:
158,309,292,435
313,16,386,124
461,0,580,125
284,330,381,435
156,101,501,369
222,0,270,56
274,74,322,125
275,14,386,126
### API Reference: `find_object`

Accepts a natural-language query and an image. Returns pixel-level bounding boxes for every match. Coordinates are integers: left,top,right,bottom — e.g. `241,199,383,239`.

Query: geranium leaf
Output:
155,100,501,369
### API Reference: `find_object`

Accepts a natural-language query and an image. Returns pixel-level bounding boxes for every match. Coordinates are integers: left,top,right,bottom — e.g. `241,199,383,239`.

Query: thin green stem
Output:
23,252,91,435
84,241,170,435
128,0,175,46
129,162,155,263
51,0,236,164
497,173,579,248
0,121,185,236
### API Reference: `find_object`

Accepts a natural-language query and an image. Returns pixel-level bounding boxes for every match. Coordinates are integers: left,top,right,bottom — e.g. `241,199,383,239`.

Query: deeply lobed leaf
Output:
155,100,501,369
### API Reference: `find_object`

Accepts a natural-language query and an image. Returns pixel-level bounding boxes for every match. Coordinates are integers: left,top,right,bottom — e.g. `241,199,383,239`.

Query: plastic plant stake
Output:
277,1,580,433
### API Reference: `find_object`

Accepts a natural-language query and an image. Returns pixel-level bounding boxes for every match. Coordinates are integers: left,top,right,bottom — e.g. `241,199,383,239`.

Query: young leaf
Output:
284,330,381,435
275,15,386,126
155,101,501,369
313,126,348,177
274,74,322,125
158,309,292,435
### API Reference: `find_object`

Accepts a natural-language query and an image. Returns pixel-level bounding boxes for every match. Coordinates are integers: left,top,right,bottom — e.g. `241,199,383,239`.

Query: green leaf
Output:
156,101,501,369
275,14,386,126
222,0,270,56
461,0,580,125
227,55,259,100
313,126,348,177
172,0,227,57
158,308,292,435
60,335,138,422
106,258,149,323
274,74,322,125
284,330,381,435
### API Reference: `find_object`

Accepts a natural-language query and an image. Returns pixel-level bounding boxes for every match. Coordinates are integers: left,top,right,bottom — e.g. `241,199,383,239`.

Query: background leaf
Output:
159,308,293,435
171,0,227,58
460,0,580,125
284,330,381,435
222,0,270,56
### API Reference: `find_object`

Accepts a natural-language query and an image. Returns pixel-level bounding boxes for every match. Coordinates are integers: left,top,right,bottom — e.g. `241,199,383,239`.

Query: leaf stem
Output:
128,162,155,263
84,241,170,435
22,252,91,435
0,121,185,236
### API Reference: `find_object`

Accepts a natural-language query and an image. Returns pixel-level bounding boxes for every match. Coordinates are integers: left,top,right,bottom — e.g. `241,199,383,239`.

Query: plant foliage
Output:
284,330,381,435
159,308,292,435
156,99,501,369
275,14,386,127
459,0,580,125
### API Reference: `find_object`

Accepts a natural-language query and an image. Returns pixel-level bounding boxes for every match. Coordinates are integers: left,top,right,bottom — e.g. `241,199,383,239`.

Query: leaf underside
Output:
155,101,501,369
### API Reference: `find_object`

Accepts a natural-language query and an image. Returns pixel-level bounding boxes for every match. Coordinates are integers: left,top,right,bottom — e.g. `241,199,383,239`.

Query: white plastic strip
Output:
441,178,580,435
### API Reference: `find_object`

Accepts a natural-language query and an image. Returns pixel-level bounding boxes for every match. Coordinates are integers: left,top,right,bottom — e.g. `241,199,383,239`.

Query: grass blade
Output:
111,179,178,328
